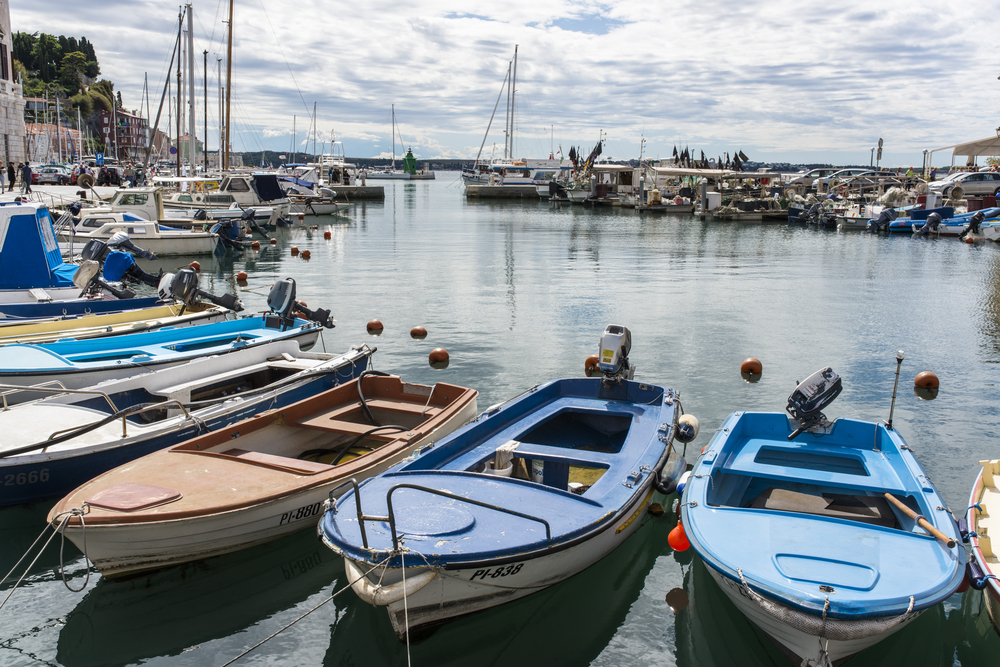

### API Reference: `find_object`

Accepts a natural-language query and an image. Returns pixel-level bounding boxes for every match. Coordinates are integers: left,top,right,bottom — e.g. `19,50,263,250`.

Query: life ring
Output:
761,178,770,186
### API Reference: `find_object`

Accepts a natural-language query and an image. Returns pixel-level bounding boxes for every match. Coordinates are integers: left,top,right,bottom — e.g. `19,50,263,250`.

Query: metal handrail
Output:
385,483,551,552
0,382,119,412
44,398,198,441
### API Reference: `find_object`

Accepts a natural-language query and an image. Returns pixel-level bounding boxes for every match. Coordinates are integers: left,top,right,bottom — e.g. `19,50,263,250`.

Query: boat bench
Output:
220,447,330,475
720,436,908,493
293,398,437,438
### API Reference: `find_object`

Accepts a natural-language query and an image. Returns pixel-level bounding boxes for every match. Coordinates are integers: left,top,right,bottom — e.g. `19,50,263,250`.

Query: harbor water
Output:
2,172,999,666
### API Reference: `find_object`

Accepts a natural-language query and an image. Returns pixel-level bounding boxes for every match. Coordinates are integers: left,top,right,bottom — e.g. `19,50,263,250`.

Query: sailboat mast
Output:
504,61,510,160
203,50,208,171
187,3,196,174
312,101,317,158
510,44,517,160
176,8,182,177
223,0,233,170
391,104,396,170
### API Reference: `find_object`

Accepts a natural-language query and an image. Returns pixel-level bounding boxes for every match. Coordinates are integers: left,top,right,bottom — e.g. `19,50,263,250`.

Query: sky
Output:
12,0,1000,167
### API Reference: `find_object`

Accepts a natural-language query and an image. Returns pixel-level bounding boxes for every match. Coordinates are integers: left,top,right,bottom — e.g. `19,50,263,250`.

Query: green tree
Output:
31,33,61,81
116,91,122,109
59,51,87,92
12,32,35,68
89,78,115,114
70,92,93,117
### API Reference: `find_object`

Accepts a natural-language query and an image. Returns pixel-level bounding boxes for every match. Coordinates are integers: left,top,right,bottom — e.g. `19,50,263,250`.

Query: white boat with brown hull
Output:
49,374,478,577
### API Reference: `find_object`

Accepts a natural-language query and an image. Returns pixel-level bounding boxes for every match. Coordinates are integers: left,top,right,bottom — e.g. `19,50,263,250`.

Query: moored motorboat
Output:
49,371,477,576
319,325,692,639
3,343,373,506
682,362,964,666
964,459,1000,635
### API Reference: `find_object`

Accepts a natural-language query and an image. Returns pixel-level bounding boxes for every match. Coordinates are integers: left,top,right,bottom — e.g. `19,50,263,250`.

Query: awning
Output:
951,136,1000,157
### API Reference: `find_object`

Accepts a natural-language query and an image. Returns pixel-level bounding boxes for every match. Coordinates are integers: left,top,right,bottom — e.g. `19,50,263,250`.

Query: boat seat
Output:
316,398,441,422
220,448,330,474
748,487,899,528
292,413,406,438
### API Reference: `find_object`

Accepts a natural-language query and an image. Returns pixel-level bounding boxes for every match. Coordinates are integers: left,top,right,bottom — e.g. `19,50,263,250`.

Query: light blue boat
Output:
319,325,692,639
0,314,323,403
681,364,964,665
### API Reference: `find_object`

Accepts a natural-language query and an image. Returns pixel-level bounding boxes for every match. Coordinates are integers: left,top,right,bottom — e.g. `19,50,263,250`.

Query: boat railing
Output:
0,382,120,412
332,478,552,551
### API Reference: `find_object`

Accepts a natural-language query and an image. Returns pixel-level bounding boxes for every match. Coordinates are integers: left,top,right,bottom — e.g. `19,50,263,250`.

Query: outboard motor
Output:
72,259,136,300
596,324,635,383
193,209,209,221
914,211,943,237
210,216,248,250
158,268,243,312
80,238,110,264
806,203,823,225
867,208,898,234
107,231,157,260
242,208,270,239
786,367,842,440
103,251,161,287
265,277,334,330
960,211,986,239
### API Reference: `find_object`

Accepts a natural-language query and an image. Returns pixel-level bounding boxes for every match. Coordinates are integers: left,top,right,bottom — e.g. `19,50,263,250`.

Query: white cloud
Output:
13,1,1000,165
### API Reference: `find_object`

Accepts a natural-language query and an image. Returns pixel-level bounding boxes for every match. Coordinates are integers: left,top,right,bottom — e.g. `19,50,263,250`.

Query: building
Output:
0,0,26,166
97,107,149,162
24,123,83,163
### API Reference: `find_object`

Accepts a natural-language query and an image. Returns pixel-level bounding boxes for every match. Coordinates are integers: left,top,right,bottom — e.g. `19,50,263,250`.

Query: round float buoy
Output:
236,270,248,283
676,414,700,443
324,230,332,239
410,326,428,339
740,357,763,382
269,238,277,245
251,241,261,249
668,522,690,551
915,371,939,389
291,246,299,255
366,319,384,335
188,261,200,273
300,249,310,259
429,347,450,369
298,214,305,223
966,236,975,244
584,354,600,377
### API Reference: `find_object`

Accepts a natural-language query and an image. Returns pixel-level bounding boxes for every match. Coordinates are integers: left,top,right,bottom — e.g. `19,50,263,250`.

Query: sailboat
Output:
365,105,434,180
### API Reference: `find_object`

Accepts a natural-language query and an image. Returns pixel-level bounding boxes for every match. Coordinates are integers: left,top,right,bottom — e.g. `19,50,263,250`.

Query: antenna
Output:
886,350,904,431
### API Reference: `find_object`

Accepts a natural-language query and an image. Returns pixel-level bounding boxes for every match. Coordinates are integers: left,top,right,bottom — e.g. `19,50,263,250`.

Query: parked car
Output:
813,168,870,190
33,165,72,185
928,171,1000,199
785,167,839,193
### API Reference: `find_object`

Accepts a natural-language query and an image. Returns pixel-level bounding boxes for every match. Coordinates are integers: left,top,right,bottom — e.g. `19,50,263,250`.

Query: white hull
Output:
289,201,349,216
708,567,918,664
0,286,90,305
57,231,219,256
344,484,659,639
59,397,477,577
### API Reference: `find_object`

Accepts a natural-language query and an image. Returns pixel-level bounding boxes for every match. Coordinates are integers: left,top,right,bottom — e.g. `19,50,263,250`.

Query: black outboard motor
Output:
210,216,248,251
786,367,843,441
960,211,986,239
914,211,943,237
867,208,898,234
103,251,161,287
806,203,823,225
72,260,136,300
266,277,334,330
158,268,243,312
193,209,209,221
107,231,157,260
243,208,270,239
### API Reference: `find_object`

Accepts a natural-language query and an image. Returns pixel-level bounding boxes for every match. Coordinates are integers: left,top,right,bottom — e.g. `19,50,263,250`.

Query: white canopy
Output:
951,136,1000,157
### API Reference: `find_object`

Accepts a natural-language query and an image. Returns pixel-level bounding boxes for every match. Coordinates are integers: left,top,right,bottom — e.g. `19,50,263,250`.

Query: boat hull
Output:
967,460,1000,635
57,231,219,256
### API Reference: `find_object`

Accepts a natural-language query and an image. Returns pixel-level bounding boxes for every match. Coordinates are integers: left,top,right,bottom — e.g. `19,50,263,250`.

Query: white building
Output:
0,0,25,167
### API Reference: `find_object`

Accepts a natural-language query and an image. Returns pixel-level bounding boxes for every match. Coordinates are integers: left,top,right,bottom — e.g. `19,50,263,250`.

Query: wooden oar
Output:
884,492,956,548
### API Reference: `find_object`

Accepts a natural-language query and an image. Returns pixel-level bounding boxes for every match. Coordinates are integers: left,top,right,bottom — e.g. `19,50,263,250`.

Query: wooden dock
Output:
332,186,384,200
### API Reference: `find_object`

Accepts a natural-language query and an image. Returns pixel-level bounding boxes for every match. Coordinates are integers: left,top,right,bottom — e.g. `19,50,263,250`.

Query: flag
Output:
672,145,678,158
739,150,749,161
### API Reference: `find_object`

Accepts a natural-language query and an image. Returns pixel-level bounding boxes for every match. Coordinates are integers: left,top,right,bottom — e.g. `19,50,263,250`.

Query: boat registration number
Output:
4,469,50,486
279,501,323,526
469,563,523,580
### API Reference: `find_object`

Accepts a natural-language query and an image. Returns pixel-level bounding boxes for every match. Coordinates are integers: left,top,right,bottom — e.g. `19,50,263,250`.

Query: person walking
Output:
6,162,14,192
21,162,32,195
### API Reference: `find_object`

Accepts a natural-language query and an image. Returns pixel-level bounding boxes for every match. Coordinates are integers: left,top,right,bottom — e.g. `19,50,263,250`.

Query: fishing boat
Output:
159,173,292,221
0,301,231,346
3,343,373,506
886,206,954,233
0,278,331,403
319,325,692,640
965,459,1000,635
682,361,965,666
55,211,220,256
48,371,477,576
920,207,1000,236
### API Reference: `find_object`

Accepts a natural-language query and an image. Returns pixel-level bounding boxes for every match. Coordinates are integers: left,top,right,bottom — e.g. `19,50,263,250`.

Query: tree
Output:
89,79,115,114
59,51,87,93
116,91,123,109
31,33,61,81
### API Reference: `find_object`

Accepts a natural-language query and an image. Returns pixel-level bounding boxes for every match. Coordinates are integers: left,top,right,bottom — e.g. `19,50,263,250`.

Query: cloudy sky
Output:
12,0,1000,166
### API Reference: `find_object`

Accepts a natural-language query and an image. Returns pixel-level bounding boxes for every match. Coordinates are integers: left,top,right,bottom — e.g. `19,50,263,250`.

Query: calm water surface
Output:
2,172,999,666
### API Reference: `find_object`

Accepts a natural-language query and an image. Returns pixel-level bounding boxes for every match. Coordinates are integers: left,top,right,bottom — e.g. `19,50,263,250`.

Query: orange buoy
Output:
324,230,332,239
269,238,277,245
668,522,690,551
914,371,939,389
298,214,305,222
251,241,261,249
966,236,975,244
236,271,248,282
291,246,299,255
410,326,428,339
584,354,600,377
429,348,450,369
740,357,762,383
188,261,201,272
300,249,311,259
367,319,384,335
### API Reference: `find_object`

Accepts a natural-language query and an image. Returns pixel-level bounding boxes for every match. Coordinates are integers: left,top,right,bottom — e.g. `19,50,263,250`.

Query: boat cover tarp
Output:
278,176,317,189
0,206,77,289
251,174,285,202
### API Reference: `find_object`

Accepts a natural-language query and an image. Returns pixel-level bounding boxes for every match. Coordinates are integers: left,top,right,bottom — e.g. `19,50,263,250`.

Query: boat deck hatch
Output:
753,447,869,476
748,488,898,528
518,410,631,453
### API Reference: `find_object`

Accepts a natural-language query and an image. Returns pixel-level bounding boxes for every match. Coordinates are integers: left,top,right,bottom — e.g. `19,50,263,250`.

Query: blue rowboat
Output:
682,365,964,665
0,344,373,506
886,206,954,232
0,315,323,404
319,325,692,639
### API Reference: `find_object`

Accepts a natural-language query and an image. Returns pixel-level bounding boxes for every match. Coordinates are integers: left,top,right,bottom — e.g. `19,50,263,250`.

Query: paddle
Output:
883,492,956,548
